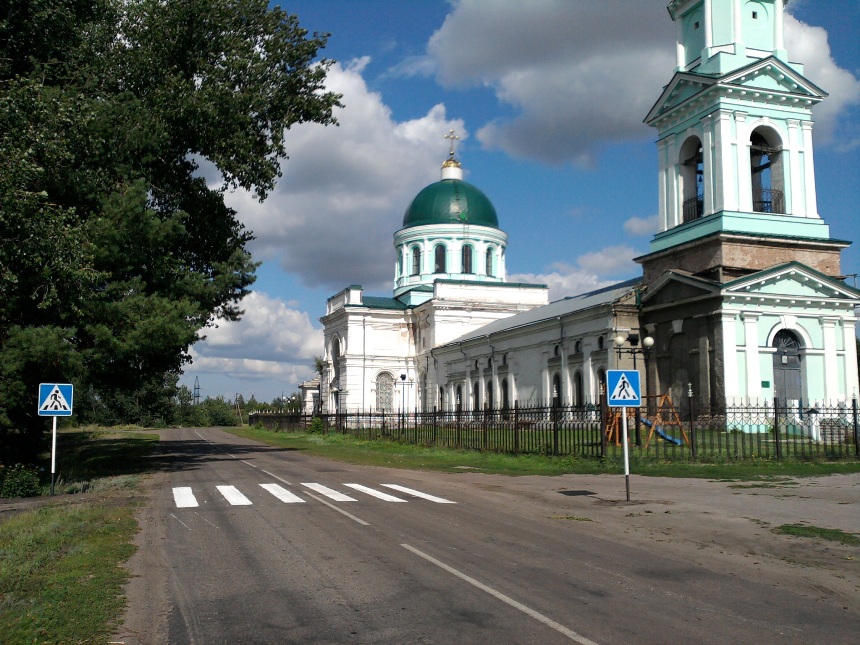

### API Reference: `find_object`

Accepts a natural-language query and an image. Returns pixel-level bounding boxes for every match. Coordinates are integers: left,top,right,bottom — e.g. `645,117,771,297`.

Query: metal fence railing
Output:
248,397,860,463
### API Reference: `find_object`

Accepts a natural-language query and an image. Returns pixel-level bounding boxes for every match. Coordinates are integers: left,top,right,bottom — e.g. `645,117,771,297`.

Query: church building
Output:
320,0,859,417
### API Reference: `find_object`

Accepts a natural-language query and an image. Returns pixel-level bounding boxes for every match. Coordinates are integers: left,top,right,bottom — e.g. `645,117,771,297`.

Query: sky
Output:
181,0,860,404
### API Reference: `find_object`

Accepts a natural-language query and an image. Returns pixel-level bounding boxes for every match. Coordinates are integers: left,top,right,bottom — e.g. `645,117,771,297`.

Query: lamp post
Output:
614,332,654,446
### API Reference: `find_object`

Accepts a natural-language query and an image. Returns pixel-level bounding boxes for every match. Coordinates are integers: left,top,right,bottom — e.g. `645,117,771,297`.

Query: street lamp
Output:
614,332,654,446
400,374,407,413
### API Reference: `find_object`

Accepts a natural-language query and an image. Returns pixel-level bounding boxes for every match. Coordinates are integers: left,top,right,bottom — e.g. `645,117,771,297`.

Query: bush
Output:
308,417,324,434
0,463,42,498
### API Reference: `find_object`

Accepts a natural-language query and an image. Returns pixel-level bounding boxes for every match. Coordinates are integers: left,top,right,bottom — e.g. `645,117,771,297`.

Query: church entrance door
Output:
772,330,802,402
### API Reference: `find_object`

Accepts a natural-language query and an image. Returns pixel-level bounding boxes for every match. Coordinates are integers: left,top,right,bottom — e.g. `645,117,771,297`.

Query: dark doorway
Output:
772,329,802,401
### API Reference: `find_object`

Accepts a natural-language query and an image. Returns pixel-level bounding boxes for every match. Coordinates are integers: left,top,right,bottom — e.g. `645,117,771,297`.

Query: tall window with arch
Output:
501,378,510,411
552,373,562,407
679,135,704,222
486,380,494,410
574,371,584,406
750,128,784,214
462,244,474,274
376,372,394,412
411,246,421,276
485,247,494,276
434,244,446,273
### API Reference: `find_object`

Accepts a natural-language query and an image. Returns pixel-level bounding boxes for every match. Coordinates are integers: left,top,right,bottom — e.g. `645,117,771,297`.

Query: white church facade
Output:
319,0,859,418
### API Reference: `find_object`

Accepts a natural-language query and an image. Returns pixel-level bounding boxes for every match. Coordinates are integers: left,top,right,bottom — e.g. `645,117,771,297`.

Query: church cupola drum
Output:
393,131,508,298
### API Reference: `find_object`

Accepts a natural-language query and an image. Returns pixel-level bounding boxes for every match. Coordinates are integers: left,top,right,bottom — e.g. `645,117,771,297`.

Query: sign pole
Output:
621,406,630,501
51,416,57,495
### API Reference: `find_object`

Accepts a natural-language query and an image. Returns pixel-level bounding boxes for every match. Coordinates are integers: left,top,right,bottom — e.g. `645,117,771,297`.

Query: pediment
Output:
720,58,827,99
645,58,826,126
645,72,715,124
723,262,860,302
641,271,720,307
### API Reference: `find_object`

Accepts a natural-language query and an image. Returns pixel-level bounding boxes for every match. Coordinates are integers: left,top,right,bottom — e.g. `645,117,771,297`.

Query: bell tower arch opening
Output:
679,135,704,222
750,127,784,214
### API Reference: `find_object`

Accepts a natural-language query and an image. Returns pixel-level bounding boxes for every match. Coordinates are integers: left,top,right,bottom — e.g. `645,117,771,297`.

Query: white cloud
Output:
185,292,323,397
784,14,860,143
426,1,859,164
224,59,465,292
509,244,638,301
624,215,658,236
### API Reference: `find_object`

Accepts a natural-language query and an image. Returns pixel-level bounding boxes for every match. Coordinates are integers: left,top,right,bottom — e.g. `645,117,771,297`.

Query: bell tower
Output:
638,0,849,285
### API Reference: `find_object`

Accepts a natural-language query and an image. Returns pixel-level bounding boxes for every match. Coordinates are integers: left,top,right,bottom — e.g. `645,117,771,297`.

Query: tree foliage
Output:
0,0,341,455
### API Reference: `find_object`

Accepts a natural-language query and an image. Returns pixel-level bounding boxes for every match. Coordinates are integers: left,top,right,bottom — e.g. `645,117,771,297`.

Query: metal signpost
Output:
607,370,640,501
38,383,74,495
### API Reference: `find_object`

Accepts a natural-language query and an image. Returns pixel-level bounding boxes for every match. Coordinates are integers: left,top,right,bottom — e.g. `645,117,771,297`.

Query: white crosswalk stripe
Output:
216,485,253,505
301,483,357,501
343,483,406,502
171,483,455,508
381,484,456,504
173,487,199,508
260,483,305,503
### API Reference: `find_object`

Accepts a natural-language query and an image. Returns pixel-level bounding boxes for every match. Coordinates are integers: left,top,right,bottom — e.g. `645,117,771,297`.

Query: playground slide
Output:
641,418,683,446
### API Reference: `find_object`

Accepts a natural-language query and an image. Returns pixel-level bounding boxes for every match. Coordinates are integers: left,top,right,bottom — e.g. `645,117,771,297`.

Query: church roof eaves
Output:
722,261,860,297
347,296,408,310
434,278,548,289
446,277,641,344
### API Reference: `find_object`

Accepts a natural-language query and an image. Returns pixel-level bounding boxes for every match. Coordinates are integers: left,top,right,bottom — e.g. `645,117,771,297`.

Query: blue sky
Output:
182,0,860,404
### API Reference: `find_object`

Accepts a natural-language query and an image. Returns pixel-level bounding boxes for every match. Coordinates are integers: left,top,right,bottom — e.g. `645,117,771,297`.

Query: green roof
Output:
402,179,499,229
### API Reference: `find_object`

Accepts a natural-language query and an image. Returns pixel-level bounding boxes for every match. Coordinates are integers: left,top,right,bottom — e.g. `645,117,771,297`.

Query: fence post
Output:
774,397,782,460
433,406,438,446
600,388,607,459
853,395,859,459
514,401,520,453
552,401,560,455
688,382,697,461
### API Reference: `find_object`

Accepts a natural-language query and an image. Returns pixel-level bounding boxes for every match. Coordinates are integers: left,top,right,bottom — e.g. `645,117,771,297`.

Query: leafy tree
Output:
0,0,341,456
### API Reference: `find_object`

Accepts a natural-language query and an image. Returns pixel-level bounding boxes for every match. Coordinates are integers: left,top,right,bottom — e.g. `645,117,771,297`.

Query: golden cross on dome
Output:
444,129,460,158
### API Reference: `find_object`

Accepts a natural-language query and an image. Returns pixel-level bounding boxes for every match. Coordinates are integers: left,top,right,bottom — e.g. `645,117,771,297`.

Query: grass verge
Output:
0,500,138,644
0,427,159,644
774,523,860,546
226,426,860,480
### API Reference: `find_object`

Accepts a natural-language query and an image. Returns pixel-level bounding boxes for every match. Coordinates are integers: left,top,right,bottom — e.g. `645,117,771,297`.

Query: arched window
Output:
486,381,494,410
473,380,480,410
376,372,394,412
331,338,341,383
501,378,510,410
485,247,494,276
438,387,445,411
750,128,784,214
434,244,446,273
597,368,607,398
574,371,583,406
462,244,474,274
552,373,561,407
597,335,605,350
411,246,421,275
679,135,704,222
456,385,463,412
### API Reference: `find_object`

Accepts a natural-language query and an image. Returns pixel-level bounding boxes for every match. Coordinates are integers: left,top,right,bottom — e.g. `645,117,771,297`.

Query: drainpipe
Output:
558,317,566,406
362,316,367,411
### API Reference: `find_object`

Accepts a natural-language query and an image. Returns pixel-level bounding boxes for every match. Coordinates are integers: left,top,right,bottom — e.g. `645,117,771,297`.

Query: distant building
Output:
319,0,859,417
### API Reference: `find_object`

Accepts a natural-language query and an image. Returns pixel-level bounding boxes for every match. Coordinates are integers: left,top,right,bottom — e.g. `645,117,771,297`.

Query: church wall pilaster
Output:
743,313,762,401
821,317,839,402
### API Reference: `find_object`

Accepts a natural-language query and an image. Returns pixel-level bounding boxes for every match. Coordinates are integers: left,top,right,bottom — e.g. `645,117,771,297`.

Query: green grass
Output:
0,427,159,644
0,500,138,644
226,426,860,480
774,523,860,546
50,428,159,494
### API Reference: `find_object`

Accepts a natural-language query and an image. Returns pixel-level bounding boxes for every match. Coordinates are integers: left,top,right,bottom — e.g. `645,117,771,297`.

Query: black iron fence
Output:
248,397,859,463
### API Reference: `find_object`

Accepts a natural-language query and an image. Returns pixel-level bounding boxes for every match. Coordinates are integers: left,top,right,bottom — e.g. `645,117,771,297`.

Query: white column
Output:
844,319,860,401
821,318,839,402
657,139,669,231
735,113,752,211
666,136,680,228
721,313,740,398
676,17,685,70
801,121,819,218
714,110,735,211
786,119,802,216
774,0,785,51
743,314,761,401
702,116,715,216
733,0,743,45
703,0,713,52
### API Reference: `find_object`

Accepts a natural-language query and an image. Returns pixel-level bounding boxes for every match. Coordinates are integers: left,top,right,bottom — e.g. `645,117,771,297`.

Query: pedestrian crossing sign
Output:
607,370,640,407
38,383,74,416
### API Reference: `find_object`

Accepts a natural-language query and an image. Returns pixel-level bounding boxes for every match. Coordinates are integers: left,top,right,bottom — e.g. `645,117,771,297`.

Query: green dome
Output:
402,179,499,229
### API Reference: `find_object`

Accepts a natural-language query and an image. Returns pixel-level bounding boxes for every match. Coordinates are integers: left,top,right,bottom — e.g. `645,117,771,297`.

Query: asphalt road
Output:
133,427,859,644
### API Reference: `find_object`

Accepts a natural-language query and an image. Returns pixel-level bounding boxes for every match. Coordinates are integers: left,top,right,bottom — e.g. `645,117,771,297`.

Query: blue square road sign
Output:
607,370,640,407
38,383,74,416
